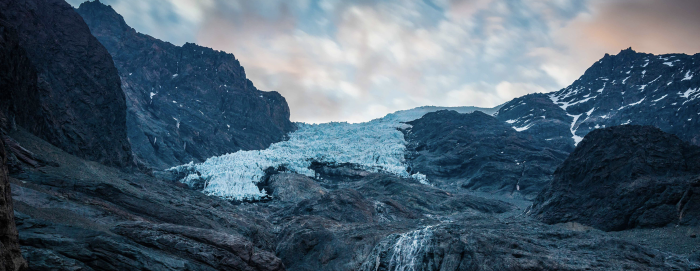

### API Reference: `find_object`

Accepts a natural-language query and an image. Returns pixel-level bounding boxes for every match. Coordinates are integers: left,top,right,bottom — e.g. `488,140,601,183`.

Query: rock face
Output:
0,14,40,134
496,48,700,147
403,110,569,198
76,1,295,169
0,0,132,168
0,141,27,271
530,125,700,231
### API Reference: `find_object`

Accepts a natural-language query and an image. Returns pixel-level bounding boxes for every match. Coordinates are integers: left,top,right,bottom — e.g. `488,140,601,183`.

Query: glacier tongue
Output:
168,109,452,201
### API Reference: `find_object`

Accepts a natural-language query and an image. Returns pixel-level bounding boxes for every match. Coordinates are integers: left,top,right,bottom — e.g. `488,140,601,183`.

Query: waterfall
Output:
387,225,435,271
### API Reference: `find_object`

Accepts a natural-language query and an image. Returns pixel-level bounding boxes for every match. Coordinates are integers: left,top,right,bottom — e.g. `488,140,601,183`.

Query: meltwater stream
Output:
388,225,435,271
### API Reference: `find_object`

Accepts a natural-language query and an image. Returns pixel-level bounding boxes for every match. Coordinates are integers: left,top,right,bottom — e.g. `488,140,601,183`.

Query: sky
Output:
67,0,700,123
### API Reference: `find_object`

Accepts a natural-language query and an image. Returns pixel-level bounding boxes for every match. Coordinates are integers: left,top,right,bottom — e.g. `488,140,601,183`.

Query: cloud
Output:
536,0,700,88
67,0,700,123
194,0,585,122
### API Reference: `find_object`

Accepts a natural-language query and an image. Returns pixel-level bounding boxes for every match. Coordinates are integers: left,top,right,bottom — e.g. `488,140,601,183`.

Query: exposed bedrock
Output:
530,125,700,231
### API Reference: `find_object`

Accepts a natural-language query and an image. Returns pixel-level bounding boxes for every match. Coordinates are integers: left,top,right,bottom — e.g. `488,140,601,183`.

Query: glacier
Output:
169,106,496,201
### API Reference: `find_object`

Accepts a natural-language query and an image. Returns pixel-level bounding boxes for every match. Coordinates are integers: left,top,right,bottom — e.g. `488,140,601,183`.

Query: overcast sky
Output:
68,0,700,123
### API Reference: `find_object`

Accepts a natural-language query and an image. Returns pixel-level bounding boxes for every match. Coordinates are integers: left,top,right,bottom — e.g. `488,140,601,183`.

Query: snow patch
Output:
597,83,607,93
679,88,699,99
682,71,693,81
652,94,668,102
150,92,156,99
663,62,674,67
568,114,583,145
619,98,646,110
173,74,178,77
622,76,631,84
513,122,535,132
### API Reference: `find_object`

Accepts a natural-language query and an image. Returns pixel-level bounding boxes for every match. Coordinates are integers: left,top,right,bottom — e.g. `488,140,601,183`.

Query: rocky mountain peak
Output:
497,49,700,148
76,1,296,169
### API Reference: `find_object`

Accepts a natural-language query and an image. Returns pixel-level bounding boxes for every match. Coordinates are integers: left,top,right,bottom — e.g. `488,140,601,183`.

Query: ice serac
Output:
530,125,700,231
403,110,569,198
76,1,295,169
496,48,700,147
0,0,132,167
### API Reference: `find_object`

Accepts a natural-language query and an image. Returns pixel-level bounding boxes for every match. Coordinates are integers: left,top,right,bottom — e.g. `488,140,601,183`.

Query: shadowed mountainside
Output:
76,1,295,169
0,0,132,168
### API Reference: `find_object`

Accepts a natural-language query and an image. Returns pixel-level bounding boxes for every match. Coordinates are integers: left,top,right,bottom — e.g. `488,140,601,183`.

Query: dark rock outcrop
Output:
76,1,295,169
403,110,569,198
496,48,700,148
530,125,700,231
0,14,39,135
0,0,132,167
0,140,27,271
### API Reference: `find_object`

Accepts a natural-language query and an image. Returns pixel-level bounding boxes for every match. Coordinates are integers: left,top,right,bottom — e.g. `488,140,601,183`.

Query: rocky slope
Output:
403,110,569,198
75,1,295,169
530,125,700,231
10,127,697,270
0,0,132,168
496,48,700,148
8,128,284,271
359,218,693,271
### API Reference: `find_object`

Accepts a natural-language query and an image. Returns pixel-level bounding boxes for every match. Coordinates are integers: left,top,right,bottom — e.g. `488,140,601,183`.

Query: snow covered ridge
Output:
168,106,494,201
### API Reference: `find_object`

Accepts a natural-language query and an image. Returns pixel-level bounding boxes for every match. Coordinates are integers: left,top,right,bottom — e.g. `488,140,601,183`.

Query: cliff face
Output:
0,0,132,168
0,21,27,264
0,140,27,271
530,125,700,231
76,1,295,169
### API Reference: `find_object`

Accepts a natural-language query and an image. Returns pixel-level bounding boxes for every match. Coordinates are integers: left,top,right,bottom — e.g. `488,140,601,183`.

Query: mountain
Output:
0,0,132,168
530,125,700,231
403,110,569,198
496,48,700,149
75,1,295,169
